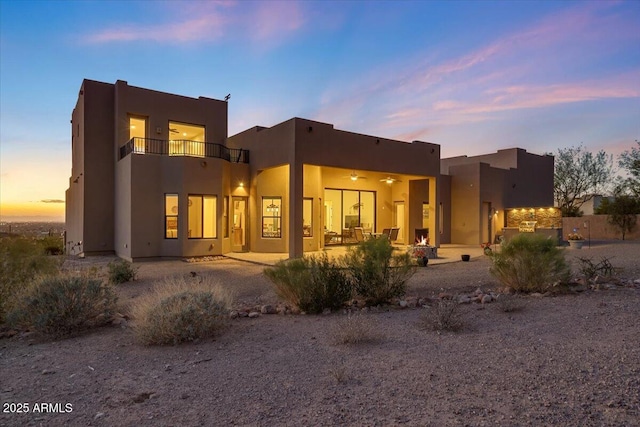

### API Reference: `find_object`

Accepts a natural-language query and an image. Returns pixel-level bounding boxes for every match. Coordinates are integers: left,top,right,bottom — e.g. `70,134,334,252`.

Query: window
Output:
188,195,217,238
129,116,146,153
303,198,313,237
262,197,282,238
223,196,229,238
165,194,178,239
169,121,205,157
422,202,430,228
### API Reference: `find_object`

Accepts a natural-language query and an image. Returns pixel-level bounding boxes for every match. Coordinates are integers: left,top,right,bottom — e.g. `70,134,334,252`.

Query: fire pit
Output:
409,236,437,266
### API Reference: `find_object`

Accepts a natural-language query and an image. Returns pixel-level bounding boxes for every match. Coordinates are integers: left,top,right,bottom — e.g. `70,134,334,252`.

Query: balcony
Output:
118,137,249,163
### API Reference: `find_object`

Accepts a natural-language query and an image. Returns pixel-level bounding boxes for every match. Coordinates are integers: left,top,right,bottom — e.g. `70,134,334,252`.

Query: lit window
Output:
188,195,217,239
262,197,282,238
303,198,312,237
165,194,178,239
169,122,205,157
223,196,229,238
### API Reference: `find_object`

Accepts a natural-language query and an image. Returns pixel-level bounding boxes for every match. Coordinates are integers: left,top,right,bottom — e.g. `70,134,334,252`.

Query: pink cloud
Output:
447,73,640,115
84,1,306,45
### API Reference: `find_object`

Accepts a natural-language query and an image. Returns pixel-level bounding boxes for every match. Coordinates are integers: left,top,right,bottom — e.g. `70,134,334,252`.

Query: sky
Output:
1,0,639,222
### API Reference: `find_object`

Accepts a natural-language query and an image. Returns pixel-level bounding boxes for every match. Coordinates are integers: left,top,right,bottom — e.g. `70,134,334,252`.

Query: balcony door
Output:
129,116,146,153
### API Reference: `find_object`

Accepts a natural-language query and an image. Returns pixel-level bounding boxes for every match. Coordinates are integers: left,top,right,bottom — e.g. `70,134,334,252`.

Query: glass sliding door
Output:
323,188,376,244
129,116,146,153
360,192,375,234
324,189,341,244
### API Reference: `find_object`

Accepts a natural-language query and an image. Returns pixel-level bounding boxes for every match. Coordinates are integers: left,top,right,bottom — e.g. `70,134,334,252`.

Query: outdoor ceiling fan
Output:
381,176,402,184
169,128,179,133
343,171,367,181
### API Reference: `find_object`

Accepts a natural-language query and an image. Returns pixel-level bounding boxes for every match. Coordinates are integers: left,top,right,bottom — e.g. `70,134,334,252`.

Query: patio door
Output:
394,201,405,244
482,202,491,244
232,197,248,252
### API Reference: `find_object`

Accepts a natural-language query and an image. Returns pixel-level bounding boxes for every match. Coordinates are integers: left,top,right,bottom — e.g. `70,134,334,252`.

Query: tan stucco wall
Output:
448,163,481,244
563,215,640,240
228,117,441,256
65,80,115,255
442,148,554,245
250,164,289,253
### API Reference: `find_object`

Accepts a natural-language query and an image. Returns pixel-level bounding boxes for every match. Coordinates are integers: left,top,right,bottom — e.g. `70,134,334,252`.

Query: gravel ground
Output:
1,241,639,426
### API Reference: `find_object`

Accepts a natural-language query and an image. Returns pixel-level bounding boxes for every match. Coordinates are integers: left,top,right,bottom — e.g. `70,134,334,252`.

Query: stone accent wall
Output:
562,215,640,240
506,208,562,228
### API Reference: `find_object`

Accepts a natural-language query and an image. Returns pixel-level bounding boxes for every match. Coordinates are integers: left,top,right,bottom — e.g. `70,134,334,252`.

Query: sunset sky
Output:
1,0,639,222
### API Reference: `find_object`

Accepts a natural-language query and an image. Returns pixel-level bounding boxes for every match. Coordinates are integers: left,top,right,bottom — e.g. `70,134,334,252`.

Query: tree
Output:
618,140,640,197
601,194,640,240
554,145,614,216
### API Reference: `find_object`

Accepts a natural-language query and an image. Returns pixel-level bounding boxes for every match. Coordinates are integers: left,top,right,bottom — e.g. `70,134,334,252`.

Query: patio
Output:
223,244,486,266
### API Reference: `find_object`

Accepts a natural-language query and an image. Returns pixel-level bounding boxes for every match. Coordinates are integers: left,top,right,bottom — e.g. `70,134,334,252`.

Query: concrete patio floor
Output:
223,244,487,266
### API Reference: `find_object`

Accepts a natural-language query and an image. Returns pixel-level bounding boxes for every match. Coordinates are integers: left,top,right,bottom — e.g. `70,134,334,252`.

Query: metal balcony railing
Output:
118,137,249,163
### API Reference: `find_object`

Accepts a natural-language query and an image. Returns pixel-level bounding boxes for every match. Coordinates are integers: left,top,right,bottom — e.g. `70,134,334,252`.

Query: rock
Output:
238,311,249,318
248,311,260,318
229,311,239,319
112,315,128,327
94,412,105,420
438,292,452,300
530,292,544,298
457,295,472,304
261,305,277,314
481,295,493,304
570,284,587,293
474,288,483,296
398,300,408,308
41,369,55,375
322,308,331,315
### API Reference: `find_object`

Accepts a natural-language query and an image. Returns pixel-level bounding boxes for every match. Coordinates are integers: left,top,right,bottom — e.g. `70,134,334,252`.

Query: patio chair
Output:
388,227,399,242
353,227,367,243
381,228,391,239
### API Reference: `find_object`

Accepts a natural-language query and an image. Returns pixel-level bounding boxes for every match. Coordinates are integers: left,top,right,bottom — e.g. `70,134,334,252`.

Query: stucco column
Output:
289,162,304,258
431,176,440,247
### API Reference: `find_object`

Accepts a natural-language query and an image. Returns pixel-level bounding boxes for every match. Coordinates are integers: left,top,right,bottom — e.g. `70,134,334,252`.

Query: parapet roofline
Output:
80,79,228,103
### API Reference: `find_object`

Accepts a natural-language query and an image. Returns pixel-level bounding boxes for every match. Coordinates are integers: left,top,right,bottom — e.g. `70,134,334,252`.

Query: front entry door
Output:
232,197,248,252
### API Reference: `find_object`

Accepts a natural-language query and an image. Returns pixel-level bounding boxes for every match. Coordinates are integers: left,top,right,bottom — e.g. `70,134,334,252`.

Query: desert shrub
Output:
578,256,615,281
495,294,525,313
131,275,232,345
264,253,352,314
342,237,415,305
6,274,117,337
108,259,138,284
422,297,464,332
39,235,64,255
490,234,570,293
329,314,382,345
0,237,61,322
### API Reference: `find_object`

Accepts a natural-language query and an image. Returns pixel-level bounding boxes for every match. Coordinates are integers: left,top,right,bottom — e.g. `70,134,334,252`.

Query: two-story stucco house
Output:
65,79,554,260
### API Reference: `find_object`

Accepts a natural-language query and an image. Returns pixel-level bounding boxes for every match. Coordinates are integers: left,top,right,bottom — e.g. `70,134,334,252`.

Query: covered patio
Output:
223,244,485,266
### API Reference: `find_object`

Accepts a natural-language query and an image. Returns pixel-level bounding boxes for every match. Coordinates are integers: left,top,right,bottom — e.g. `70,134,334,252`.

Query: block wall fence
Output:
562,215,640,240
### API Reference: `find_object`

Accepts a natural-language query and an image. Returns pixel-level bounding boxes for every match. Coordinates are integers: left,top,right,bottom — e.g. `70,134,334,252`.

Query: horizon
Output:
1,0,639,221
